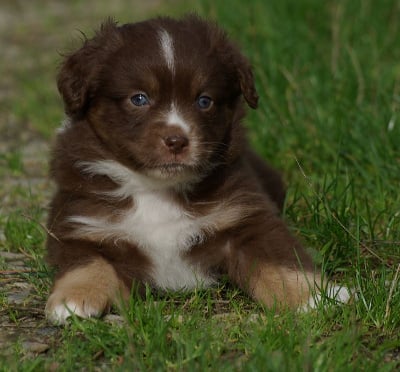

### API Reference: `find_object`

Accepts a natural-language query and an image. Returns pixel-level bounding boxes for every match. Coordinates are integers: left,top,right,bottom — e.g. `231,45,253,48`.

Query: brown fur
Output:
46,15,319,322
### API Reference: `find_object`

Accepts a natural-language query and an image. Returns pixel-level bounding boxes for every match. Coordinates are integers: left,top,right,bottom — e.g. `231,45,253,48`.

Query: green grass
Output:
0,0,399,370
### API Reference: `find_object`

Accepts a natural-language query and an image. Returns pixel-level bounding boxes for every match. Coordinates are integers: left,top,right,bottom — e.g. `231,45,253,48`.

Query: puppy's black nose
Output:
164,135,189,154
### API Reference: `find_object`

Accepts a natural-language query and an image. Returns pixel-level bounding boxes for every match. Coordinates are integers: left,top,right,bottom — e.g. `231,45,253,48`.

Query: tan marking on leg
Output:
45,257,129,324
250,265,322,309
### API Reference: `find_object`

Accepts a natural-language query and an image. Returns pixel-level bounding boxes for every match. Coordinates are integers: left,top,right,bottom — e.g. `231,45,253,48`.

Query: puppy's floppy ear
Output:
236,60,259,109
57,19,122,118
212,22,259,109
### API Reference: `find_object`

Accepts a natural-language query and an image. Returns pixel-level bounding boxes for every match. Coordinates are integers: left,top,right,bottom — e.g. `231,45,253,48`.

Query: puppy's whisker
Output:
197,141,229,147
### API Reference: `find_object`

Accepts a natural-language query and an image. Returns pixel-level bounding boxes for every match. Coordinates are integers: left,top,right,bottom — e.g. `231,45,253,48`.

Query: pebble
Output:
22,341,50,354
7,289,32,305
104,314,125,326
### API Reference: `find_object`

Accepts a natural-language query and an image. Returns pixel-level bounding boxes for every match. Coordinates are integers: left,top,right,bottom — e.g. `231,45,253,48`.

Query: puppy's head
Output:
58,15,258,185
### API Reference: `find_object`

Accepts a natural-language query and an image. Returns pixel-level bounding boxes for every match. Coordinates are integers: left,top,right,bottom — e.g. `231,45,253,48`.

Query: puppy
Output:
45,15,346,323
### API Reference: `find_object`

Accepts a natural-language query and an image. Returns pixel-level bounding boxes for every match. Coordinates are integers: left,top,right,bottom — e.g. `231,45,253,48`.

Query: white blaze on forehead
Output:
159,29,175,73
167,103,190,133
158,30,190,133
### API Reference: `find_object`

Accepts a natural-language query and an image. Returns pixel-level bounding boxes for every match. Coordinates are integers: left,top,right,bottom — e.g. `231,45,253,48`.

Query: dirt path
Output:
0,5,55,358
0,251,59,357
0,0,163,360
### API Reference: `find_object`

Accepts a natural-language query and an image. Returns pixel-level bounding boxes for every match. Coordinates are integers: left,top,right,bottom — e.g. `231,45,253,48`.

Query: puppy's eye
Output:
131,94,149,106
197,96,213,110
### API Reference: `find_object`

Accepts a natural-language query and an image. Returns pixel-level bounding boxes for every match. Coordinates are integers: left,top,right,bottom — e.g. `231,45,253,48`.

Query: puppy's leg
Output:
250,264,319,308
225,218,355,310
45,257,129,324
246,262,353,310
227,254,319,309
225,215,321,309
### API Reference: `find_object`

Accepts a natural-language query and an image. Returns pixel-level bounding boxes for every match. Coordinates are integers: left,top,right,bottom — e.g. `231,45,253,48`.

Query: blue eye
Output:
197,96,213,110
131,94,149,106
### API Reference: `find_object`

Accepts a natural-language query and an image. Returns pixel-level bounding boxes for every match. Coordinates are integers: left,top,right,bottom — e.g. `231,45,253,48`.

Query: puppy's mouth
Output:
157,163,189,174
145,162,198,181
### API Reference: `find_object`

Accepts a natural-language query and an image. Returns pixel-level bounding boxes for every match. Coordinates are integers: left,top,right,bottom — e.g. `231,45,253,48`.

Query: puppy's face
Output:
58,16,258,185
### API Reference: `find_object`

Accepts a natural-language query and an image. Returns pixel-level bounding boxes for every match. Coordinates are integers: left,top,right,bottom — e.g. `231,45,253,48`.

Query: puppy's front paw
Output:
45,287,110,324
45,257,127,324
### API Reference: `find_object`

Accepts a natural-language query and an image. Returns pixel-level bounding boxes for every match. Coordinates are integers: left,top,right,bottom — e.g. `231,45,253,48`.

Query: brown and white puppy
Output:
45,15,349,323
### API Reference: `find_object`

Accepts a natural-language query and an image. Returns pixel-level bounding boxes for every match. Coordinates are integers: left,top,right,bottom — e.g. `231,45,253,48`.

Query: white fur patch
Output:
47,301,101,324
303,284,354,311
71,160,220,290
159,29,175,73
79,159,167,195
166,103,190,133
68,195,213,289
56,117,72,134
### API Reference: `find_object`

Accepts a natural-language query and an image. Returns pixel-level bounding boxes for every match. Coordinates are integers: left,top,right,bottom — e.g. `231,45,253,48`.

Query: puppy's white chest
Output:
122,191,212,289
71,160,214,289
128,192,196,251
